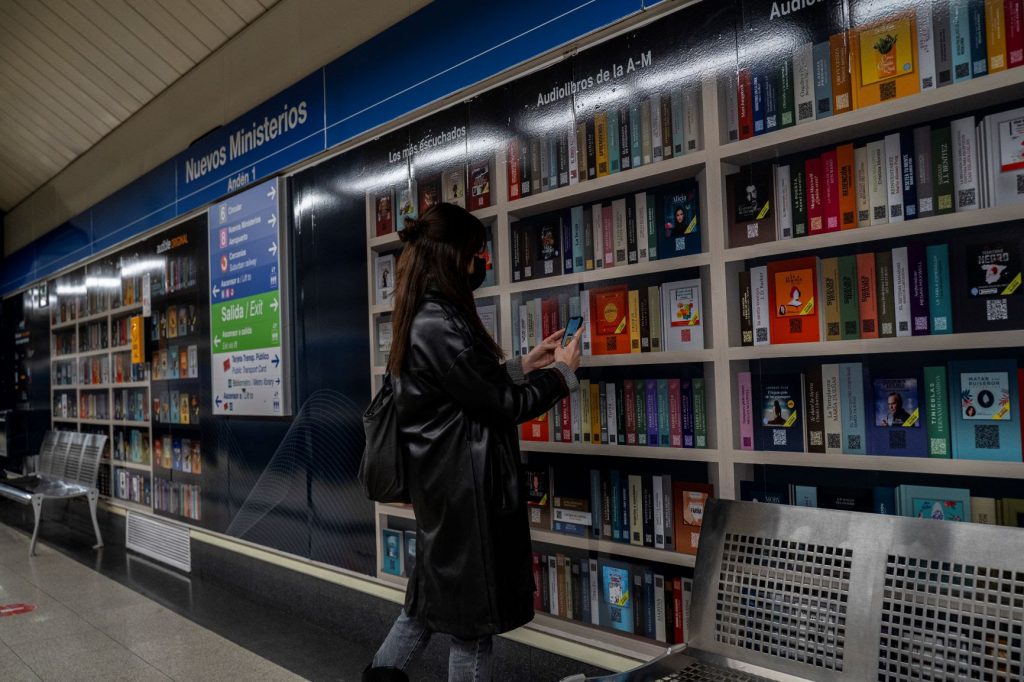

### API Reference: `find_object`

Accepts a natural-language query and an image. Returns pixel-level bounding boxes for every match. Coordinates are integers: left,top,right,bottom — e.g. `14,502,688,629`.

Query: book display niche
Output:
360,0,1024,663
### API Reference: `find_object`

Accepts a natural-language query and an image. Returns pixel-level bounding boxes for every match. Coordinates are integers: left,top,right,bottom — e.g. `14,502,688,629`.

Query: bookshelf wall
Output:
365,33,1024,659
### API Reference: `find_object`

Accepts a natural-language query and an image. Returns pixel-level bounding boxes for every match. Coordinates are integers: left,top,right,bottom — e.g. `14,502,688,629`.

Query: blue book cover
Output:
754,372,804,452
589,469,602,539
629,103,641,168
599,560,634,633
762,65,781,134
751,68,767,135
899,129,918,220
657,178,701,259
792,485,817,507
610,469,623,542
950,0,973,82
927,244,953,335
553,521,588,536
898,484,971,521
948,359,1022,461
739,480,790,504
643,567,655,640
840,363,867,454
656,379,670,447
381,529,403,575
645,379,659,447
968,0,988,77
873,486,897,515
608,109,620,174
620,469,631,543
865,365,928,457
581,560,591,624
680,378,695,449
812,41,832,119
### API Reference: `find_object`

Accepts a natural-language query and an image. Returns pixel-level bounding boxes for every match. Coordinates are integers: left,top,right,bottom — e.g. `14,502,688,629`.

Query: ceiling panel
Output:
0,0,281,212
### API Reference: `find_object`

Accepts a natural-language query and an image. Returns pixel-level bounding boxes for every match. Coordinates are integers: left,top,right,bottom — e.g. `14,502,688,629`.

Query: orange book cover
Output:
520,411,550,441
829,32,853,115
837,143,858,230
672,481,714,555
589,284,630,355
986,0,1008,73
767,257,821,344
849,11,919,110
856,252,879,339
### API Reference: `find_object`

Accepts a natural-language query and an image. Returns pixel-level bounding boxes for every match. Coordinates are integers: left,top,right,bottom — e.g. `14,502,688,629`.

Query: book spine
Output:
918,4,938,90
640,98,653,165
657,379,671,447
671,89,685,155
924,366,952,458
838,254,861,340
900,130,918,220
812,41,832,119
926,244,952,334
654,575,667,642
607,109,620,174
680,378,694,448
595,112,609,178
575,122,586,187
598,383,608,444
913,126,935,217
571,381,582,442
629,475,643,546
583,205,595,270
624,380,637,446
867,140,889,226
751,68,766,136
585,118,596,180
571,206,584,272
606,381,618,446
821,150,840,232
660,94,673,159
613,198,628,266
821,363,842,454
724,71,740,142
628,289,641,353
589,470,602,538
738,371,754,450
791,162,807,237
854,146,870,226
795,42,815,124
837,143,857,229
779,56,795,128
645,379,658,447
638,286,650,352
892,246,913,337
806,364,826,453
634,379,647,446
672,577,684,644
908,244,930,335
651,94,664,163
763,65,780,133
969,0,989,76
662,477,674,552
775,164,793,239
540,133,551,192
556,131,569,187
684,86,702,152
951,116,979,211
652,476,664,548
642,475,654,546
693,377,707,449
634,192,648,263
591,205,604,269
737,68,754,139
805,156,823,235
529,137,541,193
619,105,632,171
610,469,621,540
600,474,612,538
829,32,852,115
857,252,879,339
822,257,841,342
985,0,1007,72
507,138,521,201
629,103,642,168
740,270,754,346
876,250,896,338
1008,0,1024,68
548,555,559,615
751,265,771,346
667,377,683,448
581,294,592,356
646,193,658,261
951,0,974,82
884,133,905,223
589,559,600,624
602,205,614,268
840,363,866,454
567,122,580,186
934,2,954,86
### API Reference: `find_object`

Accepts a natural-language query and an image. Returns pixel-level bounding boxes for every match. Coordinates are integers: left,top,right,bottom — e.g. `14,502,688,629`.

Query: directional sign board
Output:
208,178,289,416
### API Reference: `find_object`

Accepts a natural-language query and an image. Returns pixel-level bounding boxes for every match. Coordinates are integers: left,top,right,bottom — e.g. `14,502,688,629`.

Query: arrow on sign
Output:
214,335,221,348
267,185,276,200
276,378,281,386
272,354,280,368
268,242,278,257
268,214,276,227
270,297,279,312
212,285,221,299
216,396,222,408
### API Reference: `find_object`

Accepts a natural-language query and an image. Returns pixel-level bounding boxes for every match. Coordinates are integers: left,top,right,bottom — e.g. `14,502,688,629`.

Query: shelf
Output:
75,309,115,325
51,319,78,331
730,449,1024,479
581,350,714,367
52,417,80,423
528,613,666,662
111,419,150,427
103,497,151,513
508,252,711,295
371,366,386,376
53,352,79,359
109,343,132,353
377,571,408,587
368,232,401,252
151,376,199,382
729,329,1024,361
109,302,145,317
507,151,706,220
370,303,393,315
725,204,1024,262
472,204,500,221
79,347,114,358
531,529,696,568
720,67,1024,166
378,503,415,520
519,440,719,463
107,460,151,472
111,381,150,388
153,422,201,429
152,466,203,477
52,385,79,391
78,418,112,425
473,285,501,300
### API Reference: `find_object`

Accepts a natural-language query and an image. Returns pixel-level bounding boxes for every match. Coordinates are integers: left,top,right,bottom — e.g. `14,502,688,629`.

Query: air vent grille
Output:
125,512,191,572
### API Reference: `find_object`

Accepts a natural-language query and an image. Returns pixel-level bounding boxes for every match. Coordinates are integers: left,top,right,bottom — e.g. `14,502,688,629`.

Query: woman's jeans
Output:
373,609,494,682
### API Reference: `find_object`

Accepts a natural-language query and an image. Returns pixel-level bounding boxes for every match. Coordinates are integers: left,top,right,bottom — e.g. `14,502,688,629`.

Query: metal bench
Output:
0,430,106,556
563,498,1024,681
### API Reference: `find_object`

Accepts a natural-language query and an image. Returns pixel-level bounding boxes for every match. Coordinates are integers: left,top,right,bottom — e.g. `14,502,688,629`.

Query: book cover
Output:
737,68,754,139
805,155,824,235
823,363,843,454
805,364,826,454
948,358,1022,461
739,480,789,504
767,256,820,344
867,139,889,226
884,132,904,223
837,143,857,229
913,126,935,217
925,365,952,458
927,244,953,335
659,180,701,258
373,253,396,305
821,150,840,232
934,2,954,86
660,278,704,352
791,485,818,507
672,481,713,554
396,180,417,231
951,0,974,82
693,378,708,449
1000,498,1024,527
791,162,808,237
443,166,467,208
907,243,930,335
374,189,394,236
854,145,871,225
598,561,633,632
526,468,551,529
951,116,980,211
856,252,879,339
821,256,842,341
468,157,491,210
727,166,776,247
840,362,867,454
898,484,971,521
818,486,874,513
755,372,804,452
739,270,754,346
775,164,793,240
969,0,989,76
813,41,833,119
971,496,999,523
875,250,896,338
381,529,403,576
931,125,955,214
417,173,441,215
848,9,920,109
899,129,918,220
952,236,1024,332
751,265,771,346
983,106,1024,208
738,371,754,450
1008,0,1024,68
866,366,928,456
837,254,860,340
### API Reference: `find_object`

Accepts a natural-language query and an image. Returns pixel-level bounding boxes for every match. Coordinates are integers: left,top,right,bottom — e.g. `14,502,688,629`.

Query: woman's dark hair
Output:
386,202,502,376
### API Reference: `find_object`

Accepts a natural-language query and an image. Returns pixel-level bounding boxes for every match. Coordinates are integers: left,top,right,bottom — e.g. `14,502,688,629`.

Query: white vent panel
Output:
126,512,191,572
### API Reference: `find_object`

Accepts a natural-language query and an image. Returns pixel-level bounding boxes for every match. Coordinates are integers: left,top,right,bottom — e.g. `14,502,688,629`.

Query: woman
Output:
366,203,581,682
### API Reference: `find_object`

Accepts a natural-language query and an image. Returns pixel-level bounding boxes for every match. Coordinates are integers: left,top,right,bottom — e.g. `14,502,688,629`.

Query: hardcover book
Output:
442,166,467,208
865,366,928,456
848,9,920,109
599,560,634,633
754,372,804,452
767,257,820,344
727,167,775,247
660,279,704,352
951,235,1024,332
897,484,971,521
924,365,951,458
948,358,1022,461
589,285,630,355
659,180,701,258
374,189,394,236
840,362,867,454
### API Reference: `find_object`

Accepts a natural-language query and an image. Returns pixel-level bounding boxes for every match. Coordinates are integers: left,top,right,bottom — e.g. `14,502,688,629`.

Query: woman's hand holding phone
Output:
553,325,582,372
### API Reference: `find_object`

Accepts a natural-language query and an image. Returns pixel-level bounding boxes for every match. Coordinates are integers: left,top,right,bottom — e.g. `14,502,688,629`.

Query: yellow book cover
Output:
822,257,842,342
985,0,1007,73
594,112,609,177
849,11,919,110
590,382,601,444
628,289,641,353
180,393,190,425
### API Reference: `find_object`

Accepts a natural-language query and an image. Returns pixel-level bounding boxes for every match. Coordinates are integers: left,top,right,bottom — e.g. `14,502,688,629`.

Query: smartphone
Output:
561,316,584,347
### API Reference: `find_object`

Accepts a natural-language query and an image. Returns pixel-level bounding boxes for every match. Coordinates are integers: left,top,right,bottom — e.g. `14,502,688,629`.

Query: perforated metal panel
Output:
650,661,771,681
74,434,105,487
878,555,1024,682
713,533,850,673
126,512,191,573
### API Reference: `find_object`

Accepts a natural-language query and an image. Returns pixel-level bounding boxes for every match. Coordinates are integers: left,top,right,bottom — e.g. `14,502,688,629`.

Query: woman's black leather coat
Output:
394,291,569,639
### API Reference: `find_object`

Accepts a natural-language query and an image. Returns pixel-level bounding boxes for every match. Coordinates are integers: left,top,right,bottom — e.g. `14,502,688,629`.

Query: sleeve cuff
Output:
552,362,579,392
506,356,527,385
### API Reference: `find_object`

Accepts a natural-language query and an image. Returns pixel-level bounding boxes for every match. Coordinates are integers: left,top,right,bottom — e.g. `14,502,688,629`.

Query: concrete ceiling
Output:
0,0,280,213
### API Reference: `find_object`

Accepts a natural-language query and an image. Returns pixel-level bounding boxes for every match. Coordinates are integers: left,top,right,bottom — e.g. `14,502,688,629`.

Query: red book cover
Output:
820,150,840,232
589,285,630,355
520,412,551,441
374,190,394,237
602,205,614,268
532,553,542,610
468,156,492,210
541,297,559,338
668,378,683,447
855,252,879,339
507,138,521,201
805,156,824,235
767,257,821,344
673,481,713,555
836,143,857,230
624,380,637,444
672,576,685,644
737,69,753,140
1007,0,1024,68
560,396,572,442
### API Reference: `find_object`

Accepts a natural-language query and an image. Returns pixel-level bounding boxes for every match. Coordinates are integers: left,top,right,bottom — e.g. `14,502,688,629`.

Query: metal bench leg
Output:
29,495,43,557
87,490,103,549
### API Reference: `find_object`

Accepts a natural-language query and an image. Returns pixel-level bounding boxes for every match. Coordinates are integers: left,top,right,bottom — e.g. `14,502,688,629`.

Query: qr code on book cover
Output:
934,316,948,331
772,430,787,446
847,435,862,451
789,318,802,334
956,63,970,79
889,430,906,450
862,319,875,334
930,438,948,456
828,322,840,337
845,321,858,336
810,431,823,447
914,316,928,331
975,425,1000,450
747,224,759,239
958,188,976,208
680,329,691,342
755,328,768,343
827,433,841,449
874,206,886,220
899,321,909,333
836,94,850,110
922,76,934,89
798,102,813,120
882,322,893,335
879,81,896,101
742,436,752,448
1017,174,1024,195
987,298,1008,321
890,204,902,218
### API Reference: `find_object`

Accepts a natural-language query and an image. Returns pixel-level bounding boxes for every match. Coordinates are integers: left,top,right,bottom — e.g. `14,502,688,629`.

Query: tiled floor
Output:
0,524,302,682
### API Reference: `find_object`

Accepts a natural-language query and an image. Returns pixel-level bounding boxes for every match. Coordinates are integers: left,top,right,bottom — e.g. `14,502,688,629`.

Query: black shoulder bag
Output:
359,374,410,503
